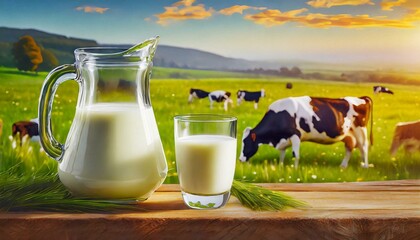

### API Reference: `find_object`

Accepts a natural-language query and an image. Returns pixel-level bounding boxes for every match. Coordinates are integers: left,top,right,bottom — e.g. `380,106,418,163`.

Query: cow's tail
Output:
362,96,374,146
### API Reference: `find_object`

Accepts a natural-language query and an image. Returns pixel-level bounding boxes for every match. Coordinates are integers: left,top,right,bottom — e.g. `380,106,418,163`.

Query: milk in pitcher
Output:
59,103,167,199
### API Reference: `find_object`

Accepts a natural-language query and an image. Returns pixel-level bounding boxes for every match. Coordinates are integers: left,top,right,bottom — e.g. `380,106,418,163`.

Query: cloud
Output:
380,0,420,11
380,0,420,24
155,0,213,25
244,9,308,27
75,6,109,14
302,13,411,28
244,8,414,28
307,0,374,8
219,5,251,15
152,1,420,28
381,0,405,11
403,8,420,22
219,5,267,16
173,0,195,7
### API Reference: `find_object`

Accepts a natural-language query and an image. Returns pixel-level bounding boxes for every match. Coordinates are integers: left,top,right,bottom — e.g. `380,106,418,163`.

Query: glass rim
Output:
74,46,152,65
74,47,131,56
174,114,237,123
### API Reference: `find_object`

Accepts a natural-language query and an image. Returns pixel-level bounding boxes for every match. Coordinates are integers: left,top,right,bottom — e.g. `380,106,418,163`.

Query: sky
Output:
1,0,419,68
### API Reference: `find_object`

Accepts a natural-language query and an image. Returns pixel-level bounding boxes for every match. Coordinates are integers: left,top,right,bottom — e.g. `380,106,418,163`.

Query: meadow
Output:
0,66,419,184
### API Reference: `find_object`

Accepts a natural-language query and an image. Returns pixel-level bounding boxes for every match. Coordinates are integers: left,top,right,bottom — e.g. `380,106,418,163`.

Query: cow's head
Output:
237,90,243,98
239,127,259,162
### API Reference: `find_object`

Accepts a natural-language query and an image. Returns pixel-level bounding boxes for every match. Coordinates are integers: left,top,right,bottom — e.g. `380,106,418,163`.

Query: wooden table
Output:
1,180,419,239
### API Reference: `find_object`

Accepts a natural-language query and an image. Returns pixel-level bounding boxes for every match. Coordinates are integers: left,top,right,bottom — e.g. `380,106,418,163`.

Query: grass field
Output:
0,66,419,184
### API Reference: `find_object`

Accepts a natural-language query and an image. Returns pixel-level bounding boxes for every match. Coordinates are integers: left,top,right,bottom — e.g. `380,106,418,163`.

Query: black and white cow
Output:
237,89,265,109
240,96,373,168
209,90,233,111
12,118,40,143
189,88,233,111
188,88,210,103
373,86,394,95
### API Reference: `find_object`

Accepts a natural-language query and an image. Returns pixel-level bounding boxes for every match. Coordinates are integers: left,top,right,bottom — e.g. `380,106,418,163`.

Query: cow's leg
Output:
209,98,214,109
354,127,369,168
279,149,286,165
237,98,242,106
290,135,301,168
341,135,356,168
224,100,228,111
389,132,401,156
188,94,193,103
254,102,258,109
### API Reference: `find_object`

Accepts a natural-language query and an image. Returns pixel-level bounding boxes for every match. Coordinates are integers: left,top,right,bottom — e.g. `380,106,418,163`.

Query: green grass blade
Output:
0,176,143,213
231,180,308,211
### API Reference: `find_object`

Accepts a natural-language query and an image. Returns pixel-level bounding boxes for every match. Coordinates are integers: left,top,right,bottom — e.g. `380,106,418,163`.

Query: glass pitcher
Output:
38,37,167,201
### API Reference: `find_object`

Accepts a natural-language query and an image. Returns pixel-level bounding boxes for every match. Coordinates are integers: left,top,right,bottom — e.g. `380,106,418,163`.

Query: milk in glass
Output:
175,135,237,195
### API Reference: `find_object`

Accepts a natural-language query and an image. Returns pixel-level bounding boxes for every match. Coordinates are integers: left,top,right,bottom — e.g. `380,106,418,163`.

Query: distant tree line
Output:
154,57,190,69
242,66,304,78
340,72,420,85
241,66,345,81
240,66,419,86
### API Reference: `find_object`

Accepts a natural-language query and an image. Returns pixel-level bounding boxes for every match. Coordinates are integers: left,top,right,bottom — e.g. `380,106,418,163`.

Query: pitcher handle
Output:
38,64,77,161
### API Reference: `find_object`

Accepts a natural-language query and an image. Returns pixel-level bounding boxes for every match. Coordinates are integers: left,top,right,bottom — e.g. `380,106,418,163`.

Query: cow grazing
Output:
237,89,265,109
286,82,293,89
12,119,39,143
390,120,420,156
209,90,233,111
240,96,373,168
188,88,210,103
373,86,394,95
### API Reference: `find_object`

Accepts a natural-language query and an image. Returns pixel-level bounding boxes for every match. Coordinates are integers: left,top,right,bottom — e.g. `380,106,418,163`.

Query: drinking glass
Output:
174,114,237,209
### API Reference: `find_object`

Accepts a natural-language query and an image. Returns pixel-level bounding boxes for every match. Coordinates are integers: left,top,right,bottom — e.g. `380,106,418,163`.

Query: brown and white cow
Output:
240,96,373,168
390,120,420,156
12,119,39,143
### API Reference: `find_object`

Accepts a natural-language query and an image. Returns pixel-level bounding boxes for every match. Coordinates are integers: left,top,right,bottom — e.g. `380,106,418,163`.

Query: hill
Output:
154,45,267,70
2,27,419,86
0,26,268,71
0,27,99,67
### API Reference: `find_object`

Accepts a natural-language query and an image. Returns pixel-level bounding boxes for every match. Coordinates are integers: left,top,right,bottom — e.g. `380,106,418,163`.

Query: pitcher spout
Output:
124,36,159,62
74,36,160,63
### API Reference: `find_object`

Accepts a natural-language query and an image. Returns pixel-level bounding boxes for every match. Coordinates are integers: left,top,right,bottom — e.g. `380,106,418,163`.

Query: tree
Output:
38,48,59,71
279,67,291,76
279,66,302,77
290,66,302,76
12,35,43,72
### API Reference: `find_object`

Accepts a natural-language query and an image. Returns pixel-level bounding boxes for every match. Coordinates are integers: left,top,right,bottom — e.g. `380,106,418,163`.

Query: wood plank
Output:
0,180,419,240
158,179,420,192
